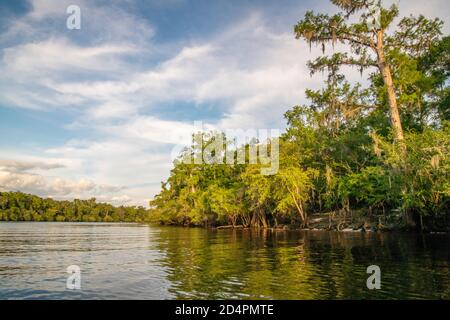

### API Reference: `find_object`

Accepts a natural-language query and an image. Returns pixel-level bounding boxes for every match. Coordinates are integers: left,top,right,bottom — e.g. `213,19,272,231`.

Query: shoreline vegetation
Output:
0,190,447,233
149,2,449,233
0,191,149,223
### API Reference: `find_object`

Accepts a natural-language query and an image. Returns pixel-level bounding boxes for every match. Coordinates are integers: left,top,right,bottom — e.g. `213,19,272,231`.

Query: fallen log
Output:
216,225,234,230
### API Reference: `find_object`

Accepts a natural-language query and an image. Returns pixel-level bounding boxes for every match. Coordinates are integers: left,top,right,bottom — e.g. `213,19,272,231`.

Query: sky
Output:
0,0,448,207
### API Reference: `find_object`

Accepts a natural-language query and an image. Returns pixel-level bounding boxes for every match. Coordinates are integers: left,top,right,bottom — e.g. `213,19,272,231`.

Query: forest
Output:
0,191,150,222
149,1,449,232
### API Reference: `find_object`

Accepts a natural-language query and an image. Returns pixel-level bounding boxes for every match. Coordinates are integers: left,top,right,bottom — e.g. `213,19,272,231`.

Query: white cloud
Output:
0,169,122,197
110,195,132,204
113,116,212,145
0,170,46,192
3,39,137,76
16,13,318,129
0,159,65,171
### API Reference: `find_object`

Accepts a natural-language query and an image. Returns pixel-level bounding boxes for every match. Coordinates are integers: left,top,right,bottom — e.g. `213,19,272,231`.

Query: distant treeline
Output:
0,191,150,222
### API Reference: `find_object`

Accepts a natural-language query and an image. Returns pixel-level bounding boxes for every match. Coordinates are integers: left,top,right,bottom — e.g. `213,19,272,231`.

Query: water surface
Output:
0,222,448,299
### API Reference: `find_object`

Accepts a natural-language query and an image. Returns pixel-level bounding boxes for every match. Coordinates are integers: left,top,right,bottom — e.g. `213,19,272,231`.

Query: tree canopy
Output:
150,1,449,232
0,191,150,223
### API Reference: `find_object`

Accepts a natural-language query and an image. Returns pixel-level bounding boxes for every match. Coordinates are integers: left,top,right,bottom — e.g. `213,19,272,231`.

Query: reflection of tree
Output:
154,227,449,299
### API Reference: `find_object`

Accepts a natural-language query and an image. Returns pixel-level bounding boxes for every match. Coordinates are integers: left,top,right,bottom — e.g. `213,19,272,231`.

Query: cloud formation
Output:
0,159,65,171
0,157,127,202
0,169,123,196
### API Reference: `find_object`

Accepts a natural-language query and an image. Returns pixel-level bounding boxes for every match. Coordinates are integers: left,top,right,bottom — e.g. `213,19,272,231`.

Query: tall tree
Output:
294,0,442,144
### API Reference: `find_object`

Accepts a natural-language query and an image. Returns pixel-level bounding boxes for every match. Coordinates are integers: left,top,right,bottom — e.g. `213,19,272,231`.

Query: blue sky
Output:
0,0,448,206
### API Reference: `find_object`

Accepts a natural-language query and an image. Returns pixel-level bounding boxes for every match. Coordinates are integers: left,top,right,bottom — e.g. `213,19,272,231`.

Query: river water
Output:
0,222,448,299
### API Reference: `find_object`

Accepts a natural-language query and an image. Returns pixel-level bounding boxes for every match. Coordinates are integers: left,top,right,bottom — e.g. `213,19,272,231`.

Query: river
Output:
0,222,448,299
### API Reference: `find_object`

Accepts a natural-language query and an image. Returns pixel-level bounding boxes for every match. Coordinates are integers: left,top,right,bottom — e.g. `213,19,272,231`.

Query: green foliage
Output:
0,192,150,223
150,1,449,231
372,124,450,218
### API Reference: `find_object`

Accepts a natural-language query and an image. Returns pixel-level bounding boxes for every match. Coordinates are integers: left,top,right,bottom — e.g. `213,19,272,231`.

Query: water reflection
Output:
0,223,448,299
156,227,450,299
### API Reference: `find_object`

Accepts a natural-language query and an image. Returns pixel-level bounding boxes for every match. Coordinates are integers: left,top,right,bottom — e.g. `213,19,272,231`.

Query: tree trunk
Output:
241,213,250,227
258,208,268,228
250,211,258,228
230,215,237,227
287,186,306,226
376,31,404,143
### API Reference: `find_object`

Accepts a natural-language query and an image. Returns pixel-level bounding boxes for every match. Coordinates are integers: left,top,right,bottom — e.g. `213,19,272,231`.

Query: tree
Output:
274,168,317,227
294,0,443,144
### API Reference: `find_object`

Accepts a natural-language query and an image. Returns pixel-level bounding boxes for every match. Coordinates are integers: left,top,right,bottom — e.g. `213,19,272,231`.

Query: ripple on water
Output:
0,223,449,299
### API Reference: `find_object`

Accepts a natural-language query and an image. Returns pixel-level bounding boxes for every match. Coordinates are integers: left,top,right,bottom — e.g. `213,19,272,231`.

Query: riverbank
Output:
210,211,449,234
